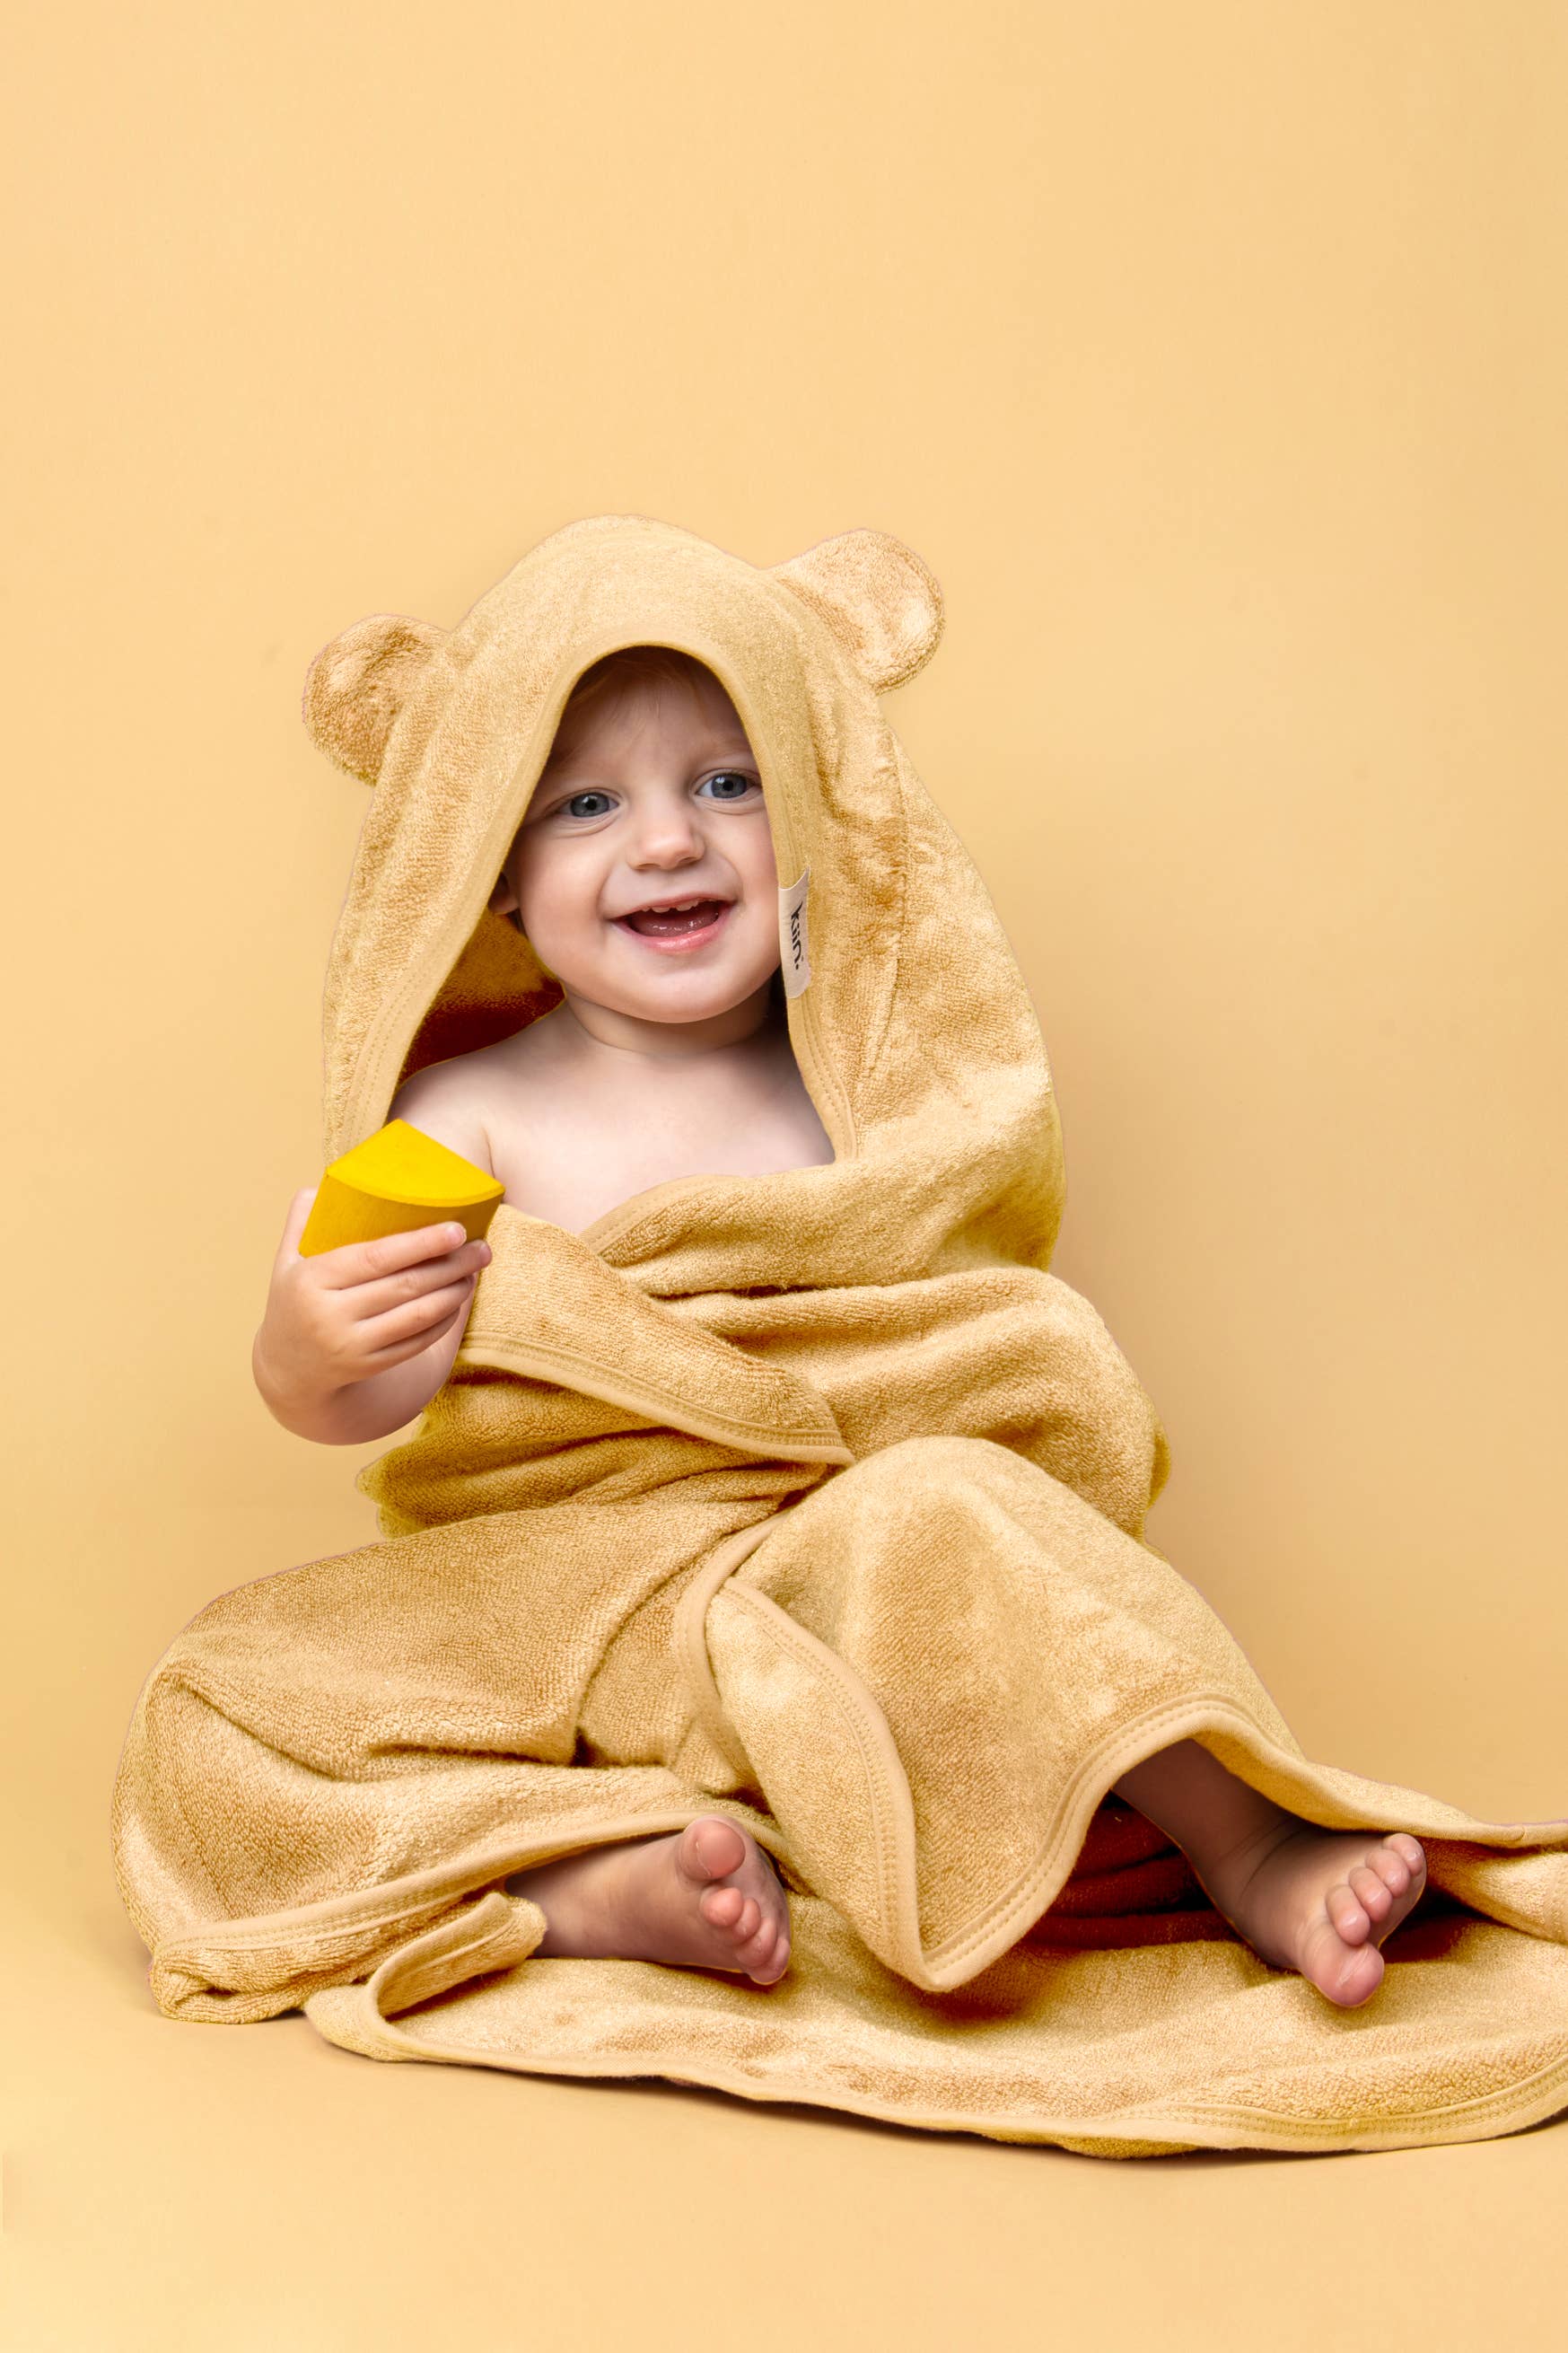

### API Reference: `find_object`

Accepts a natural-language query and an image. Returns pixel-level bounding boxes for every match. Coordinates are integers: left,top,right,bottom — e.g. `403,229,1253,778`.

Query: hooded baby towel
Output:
111,514,1568,2157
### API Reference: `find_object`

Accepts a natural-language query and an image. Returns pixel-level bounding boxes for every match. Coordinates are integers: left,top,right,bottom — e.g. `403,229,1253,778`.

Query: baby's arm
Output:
252,1069,496,1445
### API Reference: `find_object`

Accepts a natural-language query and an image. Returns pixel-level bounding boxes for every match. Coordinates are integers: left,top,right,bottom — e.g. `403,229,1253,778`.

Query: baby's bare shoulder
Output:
388,1049,501,1175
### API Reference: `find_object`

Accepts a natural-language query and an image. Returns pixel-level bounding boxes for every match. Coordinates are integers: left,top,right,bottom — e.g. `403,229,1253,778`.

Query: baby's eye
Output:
699,770,761,802
560,789,615,819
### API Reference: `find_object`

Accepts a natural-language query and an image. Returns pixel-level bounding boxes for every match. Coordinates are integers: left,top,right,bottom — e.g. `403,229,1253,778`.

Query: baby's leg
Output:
504,1817,790,1985
1112,1740,1426,2006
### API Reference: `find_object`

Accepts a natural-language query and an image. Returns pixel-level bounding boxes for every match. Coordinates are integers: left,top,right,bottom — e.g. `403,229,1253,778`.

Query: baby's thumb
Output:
280,1184,320,1258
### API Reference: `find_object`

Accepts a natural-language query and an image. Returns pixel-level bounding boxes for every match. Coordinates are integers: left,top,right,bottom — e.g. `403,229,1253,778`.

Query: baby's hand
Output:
252,1185,493,1420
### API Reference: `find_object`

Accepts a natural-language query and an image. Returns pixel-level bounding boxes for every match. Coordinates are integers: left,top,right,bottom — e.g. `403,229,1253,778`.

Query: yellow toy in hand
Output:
298,1119,505,1258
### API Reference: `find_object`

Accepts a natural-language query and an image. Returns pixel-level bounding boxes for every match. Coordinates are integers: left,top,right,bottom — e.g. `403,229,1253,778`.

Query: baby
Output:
252,645,1428,2007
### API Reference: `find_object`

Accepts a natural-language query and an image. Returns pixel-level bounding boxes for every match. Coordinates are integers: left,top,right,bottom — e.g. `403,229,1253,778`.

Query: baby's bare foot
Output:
504,1815,790,1985
1196,1819,1428,2007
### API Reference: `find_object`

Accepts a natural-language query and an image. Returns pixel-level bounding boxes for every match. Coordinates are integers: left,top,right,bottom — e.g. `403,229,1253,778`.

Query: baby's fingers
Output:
314,1219,476,1288
352,1277,480,1365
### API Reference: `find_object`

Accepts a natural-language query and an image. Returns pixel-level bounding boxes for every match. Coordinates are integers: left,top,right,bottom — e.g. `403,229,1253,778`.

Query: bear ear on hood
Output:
302,612,449,784
771,528,943,693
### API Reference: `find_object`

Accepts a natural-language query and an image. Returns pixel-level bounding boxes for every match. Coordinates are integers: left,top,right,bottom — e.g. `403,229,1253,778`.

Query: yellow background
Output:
5,3,1564,2343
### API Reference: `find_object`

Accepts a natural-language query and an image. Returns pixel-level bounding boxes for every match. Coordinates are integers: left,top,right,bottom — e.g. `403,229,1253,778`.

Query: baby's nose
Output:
629,817,705,859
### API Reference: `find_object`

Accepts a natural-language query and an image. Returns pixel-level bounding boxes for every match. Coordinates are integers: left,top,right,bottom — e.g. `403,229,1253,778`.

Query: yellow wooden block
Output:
298,1119,506,1258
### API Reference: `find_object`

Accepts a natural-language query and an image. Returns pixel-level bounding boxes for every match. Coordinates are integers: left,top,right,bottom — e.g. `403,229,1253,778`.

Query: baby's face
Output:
489,666,781,1025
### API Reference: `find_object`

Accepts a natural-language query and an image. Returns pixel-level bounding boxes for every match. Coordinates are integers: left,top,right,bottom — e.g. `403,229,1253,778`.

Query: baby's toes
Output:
1326,1879,1372,1941
1368,1842,1412,1895
699,1883,746,1933
685,1817,748,1883
1388,1833,1426,1882
735,1907,780,1967
1371,1854,1408,1897
702,1888,762,1946
1348,1862,1395,1922
744,1921,790,1983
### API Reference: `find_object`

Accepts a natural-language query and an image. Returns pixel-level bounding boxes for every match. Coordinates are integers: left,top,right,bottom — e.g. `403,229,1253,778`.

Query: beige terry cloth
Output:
111,514,1568,2158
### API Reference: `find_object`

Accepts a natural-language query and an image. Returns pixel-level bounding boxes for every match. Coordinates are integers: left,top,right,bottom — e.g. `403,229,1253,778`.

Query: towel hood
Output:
304,514,1065,1284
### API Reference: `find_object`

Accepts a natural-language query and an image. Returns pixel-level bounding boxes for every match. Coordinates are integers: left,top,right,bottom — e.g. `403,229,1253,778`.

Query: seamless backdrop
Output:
4,4,1565,2349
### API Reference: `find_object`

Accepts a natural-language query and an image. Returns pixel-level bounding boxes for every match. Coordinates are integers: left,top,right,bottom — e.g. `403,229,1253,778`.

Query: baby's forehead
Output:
543,667,751,767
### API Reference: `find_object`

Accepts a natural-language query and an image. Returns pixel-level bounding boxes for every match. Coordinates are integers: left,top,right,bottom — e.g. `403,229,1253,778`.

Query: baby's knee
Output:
842,1433,1053,1530
864,1432,1007,1472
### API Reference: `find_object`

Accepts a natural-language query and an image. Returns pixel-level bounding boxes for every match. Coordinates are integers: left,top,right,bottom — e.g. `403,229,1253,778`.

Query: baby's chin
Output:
553,956,782,1030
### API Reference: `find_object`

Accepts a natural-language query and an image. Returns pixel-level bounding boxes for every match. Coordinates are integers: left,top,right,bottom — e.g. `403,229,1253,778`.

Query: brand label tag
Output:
777,866,812,997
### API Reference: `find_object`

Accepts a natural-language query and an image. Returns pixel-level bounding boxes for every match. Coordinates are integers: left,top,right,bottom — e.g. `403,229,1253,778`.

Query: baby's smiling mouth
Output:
614,893,734,938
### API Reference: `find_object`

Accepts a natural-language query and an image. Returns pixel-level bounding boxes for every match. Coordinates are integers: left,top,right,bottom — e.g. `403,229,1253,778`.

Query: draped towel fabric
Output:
111,514,1568,2156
